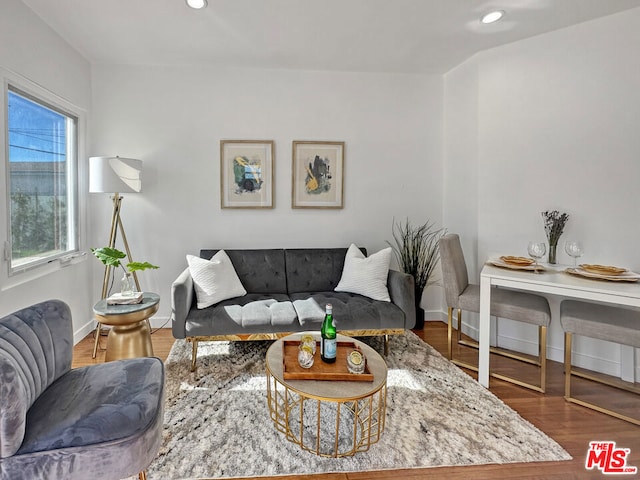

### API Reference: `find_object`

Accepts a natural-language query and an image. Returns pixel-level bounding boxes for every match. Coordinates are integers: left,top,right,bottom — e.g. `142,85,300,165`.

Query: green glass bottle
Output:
320,303,337,363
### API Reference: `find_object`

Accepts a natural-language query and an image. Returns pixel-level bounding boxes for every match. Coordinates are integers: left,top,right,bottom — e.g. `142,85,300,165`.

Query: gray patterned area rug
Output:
147,331,571,479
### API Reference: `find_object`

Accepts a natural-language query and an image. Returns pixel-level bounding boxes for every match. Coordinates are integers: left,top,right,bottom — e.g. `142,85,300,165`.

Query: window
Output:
5,85,78,273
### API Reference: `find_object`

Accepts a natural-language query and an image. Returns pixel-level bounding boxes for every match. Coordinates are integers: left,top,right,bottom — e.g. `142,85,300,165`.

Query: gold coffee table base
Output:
266,374,386,457
265,333,387,457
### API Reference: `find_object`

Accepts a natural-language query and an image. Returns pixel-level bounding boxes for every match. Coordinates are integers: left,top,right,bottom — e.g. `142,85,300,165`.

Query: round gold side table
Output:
93,292,159,362
266,332,387,457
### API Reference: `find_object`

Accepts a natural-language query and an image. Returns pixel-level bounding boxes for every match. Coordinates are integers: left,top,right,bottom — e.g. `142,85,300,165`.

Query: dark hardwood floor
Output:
73,322,640,479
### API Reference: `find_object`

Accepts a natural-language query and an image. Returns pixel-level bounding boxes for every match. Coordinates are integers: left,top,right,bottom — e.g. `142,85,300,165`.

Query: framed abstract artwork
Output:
291,141,344,209
220,140,274,209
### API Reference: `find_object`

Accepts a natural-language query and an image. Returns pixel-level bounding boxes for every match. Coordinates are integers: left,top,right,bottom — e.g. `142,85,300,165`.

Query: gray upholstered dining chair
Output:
439,233,551,392
560,299,640,425
0,300,165,480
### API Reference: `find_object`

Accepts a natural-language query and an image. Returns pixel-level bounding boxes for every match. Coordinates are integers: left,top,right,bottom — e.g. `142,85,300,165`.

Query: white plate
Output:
489,258,544,271
565,267,640,282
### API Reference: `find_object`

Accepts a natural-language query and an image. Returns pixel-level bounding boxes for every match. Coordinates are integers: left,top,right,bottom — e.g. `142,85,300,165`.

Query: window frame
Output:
1,70,86,281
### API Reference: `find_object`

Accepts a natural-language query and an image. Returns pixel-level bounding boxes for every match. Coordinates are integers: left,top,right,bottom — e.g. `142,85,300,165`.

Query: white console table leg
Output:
478,275,491,388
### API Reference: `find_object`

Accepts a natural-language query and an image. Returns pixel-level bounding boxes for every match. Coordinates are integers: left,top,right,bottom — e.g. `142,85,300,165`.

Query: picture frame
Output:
291,141,344,209
220,140,274,209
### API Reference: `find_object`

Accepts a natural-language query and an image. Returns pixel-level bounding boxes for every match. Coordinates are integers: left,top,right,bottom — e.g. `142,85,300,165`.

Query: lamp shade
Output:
89,156,143,193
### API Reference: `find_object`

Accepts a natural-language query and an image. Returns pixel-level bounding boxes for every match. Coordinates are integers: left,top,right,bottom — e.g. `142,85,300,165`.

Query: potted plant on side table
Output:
387,219,446,329
91,247,159,303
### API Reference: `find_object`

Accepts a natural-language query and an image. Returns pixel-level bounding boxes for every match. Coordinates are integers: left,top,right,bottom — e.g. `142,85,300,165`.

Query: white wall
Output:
444,8,640,376
0,0,94,342
89,65,444,326
443,60,480,279
6,0,638,371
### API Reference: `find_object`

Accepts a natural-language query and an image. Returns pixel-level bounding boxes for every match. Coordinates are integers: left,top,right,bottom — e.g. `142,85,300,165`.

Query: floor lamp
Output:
89,156,143,358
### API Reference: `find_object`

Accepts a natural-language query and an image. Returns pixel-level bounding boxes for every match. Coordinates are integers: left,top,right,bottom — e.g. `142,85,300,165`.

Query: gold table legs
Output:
266,371,387,457
92,322,102,359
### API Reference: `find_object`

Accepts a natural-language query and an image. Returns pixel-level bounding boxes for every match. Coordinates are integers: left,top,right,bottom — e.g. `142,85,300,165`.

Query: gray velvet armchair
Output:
0,300,164,480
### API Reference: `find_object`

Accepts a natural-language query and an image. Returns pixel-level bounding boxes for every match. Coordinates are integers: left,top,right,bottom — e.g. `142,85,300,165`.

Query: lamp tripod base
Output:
92,192,141,359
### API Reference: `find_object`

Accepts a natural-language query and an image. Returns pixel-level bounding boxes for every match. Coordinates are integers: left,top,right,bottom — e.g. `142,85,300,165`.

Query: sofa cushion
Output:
201,249,287,294
335,244,392,301
291,292,405,330
188,251,247,309
185,293,298,336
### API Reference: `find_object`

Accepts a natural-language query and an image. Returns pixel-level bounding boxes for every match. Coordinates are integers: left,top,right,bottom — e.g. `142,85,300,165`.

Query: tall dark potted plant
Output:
387,219,446,329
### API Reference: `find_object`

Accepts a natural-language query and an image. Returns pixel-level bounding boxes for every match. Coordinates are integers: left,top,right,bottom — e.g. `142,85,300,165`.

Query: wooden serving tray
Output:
282,340,373,381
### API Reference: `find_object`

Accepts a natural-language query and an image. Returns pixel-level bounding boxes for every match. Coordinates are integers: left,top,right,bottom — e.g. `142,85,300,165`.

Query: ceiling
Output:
20,0,640,74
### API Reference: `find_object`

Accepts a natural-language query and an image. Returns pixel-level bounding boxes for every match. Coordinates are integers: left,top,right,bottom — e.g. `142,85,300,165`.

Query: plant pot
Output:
414,301,425,330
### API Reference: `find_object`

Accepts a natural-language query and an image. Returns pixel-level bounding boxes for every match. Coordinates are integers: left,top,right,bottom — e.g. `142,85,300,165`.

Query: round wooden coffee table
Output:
265,332,387,457
93,292,159,362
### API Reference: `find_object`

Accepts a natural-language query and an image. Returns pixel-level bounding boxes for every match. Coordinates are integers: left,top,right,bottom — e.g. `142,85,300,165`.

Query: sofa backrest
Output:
285,247,366,294
199,247,367,295
0,300,73,458
200,249,288,294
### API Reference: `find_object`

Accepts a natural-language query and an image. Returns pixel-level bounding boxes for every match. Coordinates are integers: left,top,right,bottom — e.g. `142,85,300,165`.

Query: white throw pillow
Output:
187,251,247,309
335,244,391,302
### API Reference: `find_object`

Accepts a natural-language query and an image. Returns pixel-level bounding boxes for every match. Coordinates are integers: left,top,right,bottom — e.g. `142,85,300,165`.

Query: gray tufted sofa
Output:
0,300,164,480
171,247,415,371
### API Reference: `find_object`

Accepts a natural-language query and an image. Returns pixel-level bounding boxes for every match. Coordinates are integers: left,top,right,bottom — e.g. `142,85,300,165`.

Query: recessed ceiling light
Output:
481,10,505,24
186,0,207,9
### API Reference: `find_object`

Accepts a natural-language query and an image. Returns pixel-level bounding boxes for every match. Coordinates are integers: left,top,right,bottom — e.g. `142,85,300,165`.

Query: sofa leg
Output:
139,470,148,480
190,338,198,372
383,335,389,355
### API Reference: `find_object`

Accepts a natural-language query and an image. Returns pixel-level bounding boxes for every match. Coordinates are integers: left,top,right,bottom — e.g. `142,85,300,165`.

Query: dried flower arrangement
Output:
541,210,569,264
542,210,569,246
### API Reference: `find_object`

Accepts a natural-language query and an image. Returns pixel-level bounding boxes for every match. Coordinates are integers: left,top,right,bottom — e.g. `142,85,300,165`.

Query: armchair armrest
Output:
387,269,416,329
171,267,194,339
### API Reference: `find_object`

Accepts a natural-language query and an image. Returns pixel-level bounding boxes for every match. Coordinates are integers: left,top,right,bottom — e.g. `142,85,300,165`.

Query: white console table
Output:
478,264,640,388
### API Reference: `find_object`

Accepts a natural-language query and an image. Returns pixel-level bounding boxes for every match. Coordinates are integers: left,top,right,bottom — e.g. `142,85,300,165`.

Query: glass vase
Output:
121,272,135,296
548,244,557,265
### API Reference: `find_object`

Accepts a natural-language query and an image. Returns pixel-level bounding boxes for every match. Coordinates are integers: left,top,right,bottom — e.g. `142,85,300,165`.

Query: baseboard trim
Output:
74,315,172,345
73,320,96,345
424,309,447,323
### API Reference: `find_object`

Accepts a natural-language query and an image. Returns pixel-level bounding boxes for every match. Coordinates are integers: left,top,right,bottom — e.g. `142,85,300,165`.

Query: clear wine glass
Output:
564,240,584,267
527,242,546,272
